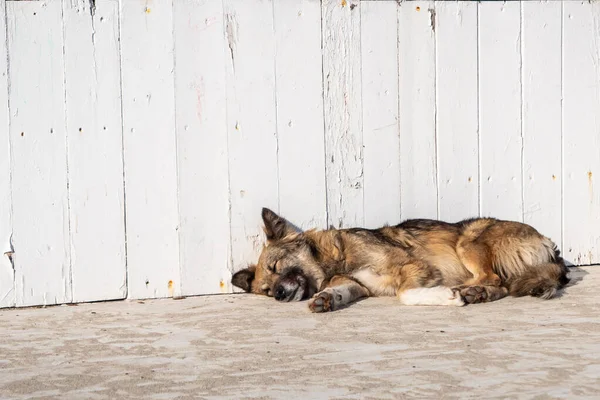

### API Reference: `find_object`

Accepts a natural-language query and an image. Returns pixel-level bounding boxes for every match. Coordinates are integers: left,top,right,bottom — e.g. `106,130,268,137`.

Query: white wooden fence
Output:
0,0,599,308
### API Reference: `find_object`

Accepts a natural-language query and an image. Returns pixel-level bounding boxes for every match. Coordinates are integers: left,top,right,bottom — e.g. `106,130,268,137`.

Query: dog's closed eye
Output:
267,260,279,273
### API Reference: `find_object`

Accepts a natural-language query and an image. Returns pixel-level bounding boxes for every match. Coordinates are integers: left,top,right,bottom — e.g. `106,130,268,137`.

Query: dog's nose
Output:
274,286,286,301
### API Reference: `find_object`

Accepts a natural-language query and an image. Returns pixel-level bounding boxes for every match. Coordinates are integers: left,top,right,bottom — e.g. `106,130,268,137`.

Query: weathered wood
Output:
0,0,14,308
435,1,479,221
361,1,400,228
322,0,364,228
1,0,600,309
174,0,231,295
398,1,437,220
224,0,279,279
562,1,600,265
8,0,71,306
478,1,523,221
120,0,180,298
275,0,327,230
63,0,127,302
522,1,562,244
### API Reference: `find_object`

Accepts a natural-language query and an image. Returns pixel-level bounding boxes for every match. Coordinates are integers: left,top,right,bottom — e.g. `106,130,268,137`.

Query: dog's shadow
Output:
554,263,590,298
565,264,589,286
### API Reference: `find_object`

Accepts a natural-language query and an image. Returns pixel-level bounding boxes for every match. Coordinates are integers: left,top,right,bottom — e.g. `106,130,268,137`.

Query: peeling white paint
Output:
322,0,364,229
479,1,523,222
275,0,327,231
0,0,14,309
7,0,71,307
399,0,438,220
225,12,238,73
120,0,180,300
522,1,562,246
361,1,400,228
174,0,231,296
563,1,600,266
224,0,279,279
63,0,126,303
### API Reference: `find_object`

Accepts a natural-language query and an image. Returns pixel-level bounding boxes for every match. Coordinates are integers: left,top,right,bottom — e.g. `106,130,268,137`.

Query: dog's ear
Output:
231,265,256,292
262,207,296,242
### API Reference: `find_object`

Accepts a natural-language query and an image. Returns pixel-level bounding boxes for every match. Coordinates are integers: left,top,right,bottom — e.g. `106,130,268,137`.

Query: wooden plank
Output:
120,0,180,298
7,0,71,306
224,0,279,275
322,0,363,228
274,0,327,230
361,1,400,228
174,0,231,295
398,1,437,220
435,0,479,222
478,1,523,221
521,1,562,245
63,0,126,302
0,0,14,308
562,1,600,265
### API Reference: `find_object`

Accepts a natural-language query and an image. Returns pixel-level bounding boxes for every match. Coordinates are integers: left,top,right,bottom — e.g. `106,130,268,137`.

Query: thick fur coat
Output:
232,208,570,312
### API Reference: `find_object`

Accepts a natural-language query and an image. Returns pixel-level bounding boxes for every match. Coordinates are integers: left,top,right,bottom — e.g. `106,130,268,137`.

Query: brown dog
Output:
232,208,570,312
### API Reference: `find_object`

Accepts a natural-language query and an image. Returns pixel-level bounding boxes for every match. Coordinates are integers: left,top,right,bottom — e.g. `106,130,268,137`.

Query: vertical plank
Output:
563,1,600,265
435,0,479,222
275,0,327,230
398,1,437,220
0,0,14,308
322,0,363,228
174,0,231,295
478,1,523,221
361,1,400,228
63,0,126,302
522,1,562,244
7,0,71,306
224,0,278,275
120,0,180,298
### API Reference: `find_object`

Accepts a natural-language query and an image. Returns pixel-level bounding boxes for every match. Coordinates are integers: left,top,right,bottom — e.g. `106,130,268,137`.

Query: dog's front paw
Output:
308,289,337,313
453,285,487,304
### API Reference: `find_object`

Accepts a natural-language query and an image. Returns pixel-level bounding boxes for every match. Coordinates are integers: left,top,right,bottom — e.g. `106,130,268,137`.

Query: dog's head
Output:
231,208,342,302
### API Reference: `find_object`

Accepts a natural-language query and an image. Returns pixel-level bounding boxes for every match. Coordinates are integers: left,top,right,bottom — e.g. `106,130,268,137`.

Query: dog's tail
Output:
504,248,570,299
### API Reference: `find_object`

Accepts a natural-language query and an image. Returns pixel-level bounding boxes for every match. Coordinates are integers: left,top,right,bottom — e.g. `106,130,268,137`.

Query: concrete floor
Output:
0,267,599,399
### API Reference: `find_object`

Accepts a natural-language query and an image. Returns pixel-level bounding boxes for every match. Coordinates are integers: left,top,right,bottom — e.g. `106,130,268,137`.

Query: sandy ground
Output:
0,266,598,399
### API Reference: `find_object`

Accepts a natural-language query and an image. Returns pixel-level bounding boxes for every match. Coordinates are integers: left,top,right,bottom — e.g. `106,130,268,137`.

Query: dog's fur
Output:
231,208,570,312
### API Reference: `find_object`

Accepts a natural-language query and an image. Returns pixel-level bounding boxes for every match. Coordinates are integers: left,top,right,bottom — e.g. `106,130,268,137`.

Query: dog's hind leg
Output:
456,239,501,287
308,275,370,313
451,285,508,305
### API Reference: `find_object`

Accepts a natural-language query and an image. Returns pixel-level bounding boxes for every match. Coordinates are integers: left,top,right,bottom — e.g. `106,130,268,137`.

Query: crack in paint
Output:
225,13,237,73
4,233,14,272
89,0,96,19
428,8,436,33
3,234,15,305
89,0,98,104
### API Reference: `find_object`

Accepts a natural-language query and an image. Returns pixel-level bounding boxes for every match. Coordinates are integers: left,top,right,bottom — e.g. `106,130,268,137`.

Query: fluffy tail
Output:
505,249,570,299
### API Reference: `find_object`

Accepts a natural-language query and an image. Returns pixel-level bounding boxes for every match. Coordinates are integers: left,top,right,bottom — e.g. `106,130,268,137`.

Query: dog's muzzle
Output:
273,268,309,302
